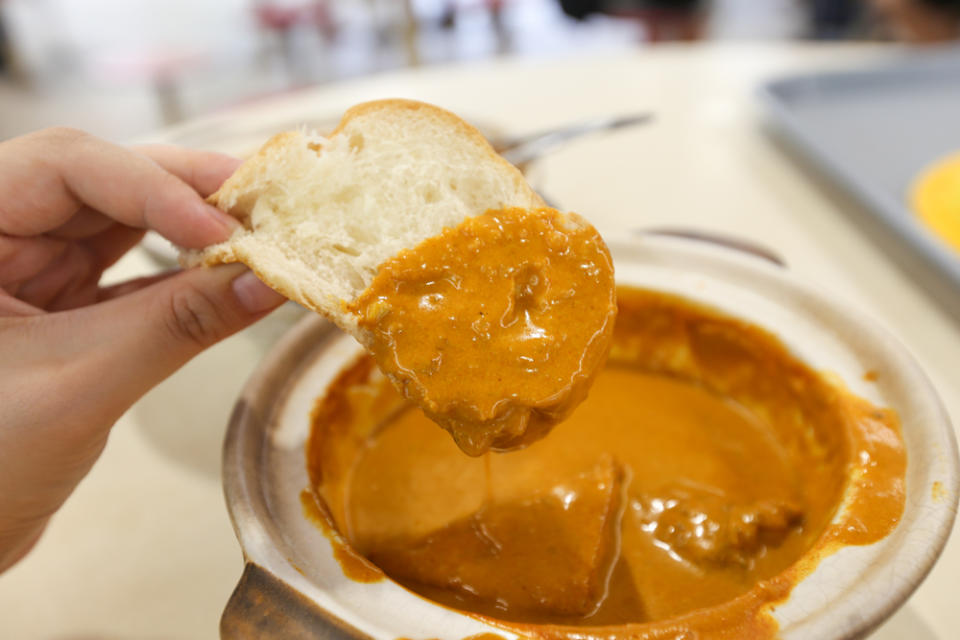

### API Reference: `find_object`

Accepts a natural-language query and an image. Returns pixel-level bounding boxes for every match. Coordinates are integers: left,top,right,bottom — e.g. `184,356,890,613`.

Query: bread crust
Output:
332,99,535,200
185,99,545,336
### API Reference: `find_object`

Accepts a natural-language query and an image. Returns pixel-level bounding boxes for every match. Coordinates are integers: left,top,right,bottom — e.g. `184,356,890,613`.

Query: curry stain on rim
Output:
304,288,906,639
300,489,384,584
932,481,947,502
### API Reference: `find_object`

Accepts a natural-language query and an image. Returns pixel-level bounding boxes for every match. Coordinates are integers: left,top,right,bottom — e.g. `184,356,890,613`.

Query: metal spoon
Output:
496,112,654,167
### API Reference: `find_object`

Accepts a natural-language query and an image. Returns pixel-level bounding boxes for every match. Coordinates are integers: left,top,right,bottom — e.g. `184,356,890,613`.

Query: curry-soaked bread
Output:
188,99,616,456
184,99,545,334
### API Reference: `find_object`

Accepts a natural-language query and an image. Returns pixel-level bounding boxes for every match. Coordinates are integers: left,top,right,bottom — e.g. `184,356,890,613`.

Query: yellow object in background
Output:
912,152,960,253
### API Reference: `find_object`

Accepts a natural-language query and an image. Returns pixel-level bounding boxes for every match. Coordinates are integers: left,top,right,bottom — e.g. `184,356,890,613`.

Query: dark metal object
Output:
638,228,786,267
497,112,654,167
222,563,360,640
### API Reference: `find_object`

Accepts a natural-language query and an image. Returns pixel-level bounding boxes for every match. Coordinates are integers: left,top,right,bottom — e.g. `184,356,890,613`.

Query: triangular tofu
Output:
368,456,627,618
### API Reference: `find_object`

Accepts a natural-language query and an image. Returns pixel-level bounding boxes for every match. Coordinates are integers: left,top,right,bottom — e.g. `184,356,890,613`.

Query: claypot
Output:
219,236,958,639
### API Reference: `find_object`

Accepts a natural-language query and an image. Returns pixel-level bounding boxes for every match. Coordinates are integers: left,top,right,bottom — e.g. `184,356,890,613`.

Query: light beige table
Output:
1,43,957,639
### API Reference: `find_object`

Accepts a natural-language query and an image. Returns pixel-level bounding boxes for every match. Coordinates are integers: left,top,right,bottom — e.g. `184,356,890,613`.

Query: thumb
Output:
0,263,285,567
73,263,287,412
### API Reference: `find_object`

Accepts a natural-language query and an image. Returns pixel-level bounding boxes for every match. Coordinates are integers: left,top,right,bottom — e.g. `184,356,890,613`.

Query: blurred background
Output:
3,4,960,640
1,0,959,141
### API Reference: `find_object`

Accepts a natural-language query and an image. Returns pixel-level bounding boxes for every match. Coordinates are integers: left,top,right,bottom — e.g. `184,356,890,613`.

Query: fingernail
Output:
232,270,286,313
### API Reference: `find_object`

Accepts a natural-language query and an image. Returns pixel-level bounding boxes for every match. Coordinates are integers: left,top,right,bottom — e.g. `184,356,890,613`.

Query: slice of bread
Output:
185,99,545,334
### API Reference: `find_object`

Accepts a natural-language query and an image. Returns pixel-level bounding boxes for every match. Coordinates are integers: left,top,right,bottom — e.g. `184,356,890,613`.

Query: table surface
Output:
2,42,958,640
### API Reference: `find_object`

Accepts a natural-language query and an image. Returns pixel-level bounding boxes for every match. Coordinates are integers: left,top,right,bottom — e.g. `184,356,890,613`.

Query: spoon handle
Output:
498,112,654,167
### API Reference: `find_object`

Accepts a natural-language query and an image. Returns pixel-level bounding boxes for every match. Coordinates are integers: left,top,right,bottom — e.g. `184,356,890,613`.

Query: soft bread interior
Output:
187,100,545,332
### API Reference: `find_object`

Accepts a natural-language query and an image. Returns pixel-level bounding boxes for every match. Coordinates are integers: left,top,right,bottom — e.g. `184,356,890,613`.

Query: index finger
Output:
136,144,243,198
0,128,240,249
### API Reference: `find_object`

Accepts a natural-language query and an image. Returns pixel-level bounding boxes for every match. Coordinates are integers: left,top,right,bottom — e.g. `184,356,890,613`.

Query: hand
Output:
0,128,286,572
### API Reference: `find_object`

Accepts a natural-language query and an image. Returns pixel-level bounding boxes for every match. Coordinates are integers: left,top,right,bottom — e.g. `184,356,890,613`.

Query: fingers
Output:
137,145,243,198
45,207,115,239
38,265,286,411
0,291,43,316
82,225,145,273
14,242,97,310
0,235,68,291
41,227,146,311
0,128,240,249
13,144,241,240
96,270,178,302
0,226,144,312
0,264,282,571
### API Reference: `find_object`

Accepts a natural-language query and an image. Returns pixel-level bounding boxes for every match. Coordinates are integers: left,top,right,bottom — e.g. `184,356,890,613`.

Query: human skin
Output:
0,127,286,572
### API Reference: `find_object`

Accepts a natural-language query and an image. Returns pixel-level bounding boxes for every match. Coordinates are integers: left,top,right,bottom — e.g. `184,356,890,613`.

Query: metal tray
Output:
759,47,960,317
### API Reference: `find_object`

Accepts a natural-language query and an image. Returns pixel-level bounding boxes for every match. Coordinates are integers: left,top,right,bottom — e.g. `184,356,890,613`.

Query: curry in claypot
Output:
303,287,906,639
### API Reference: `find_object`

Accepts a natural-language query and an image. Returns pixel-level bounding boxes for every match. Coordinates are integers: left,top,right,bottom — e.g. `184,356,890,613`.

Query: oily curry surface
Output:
345,207,616,456
307,288,906,637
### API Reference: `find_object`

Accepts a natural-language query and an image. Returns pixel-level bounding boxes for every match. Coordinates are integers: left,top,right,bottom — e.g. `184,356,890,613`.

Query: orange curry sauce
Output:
304,207,905,638
305,287,906,638
344,207,617,456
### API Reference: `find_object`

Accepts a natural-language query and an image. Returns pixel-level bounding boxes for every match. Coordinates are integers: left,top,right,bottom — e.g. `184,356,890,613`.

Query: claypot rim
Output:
222,235,959,640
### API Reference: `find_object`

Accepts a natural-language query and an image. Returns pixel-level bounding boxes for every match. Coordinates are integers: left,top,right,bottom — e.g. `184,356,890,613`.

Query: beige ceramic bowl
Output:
220,236,958,639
